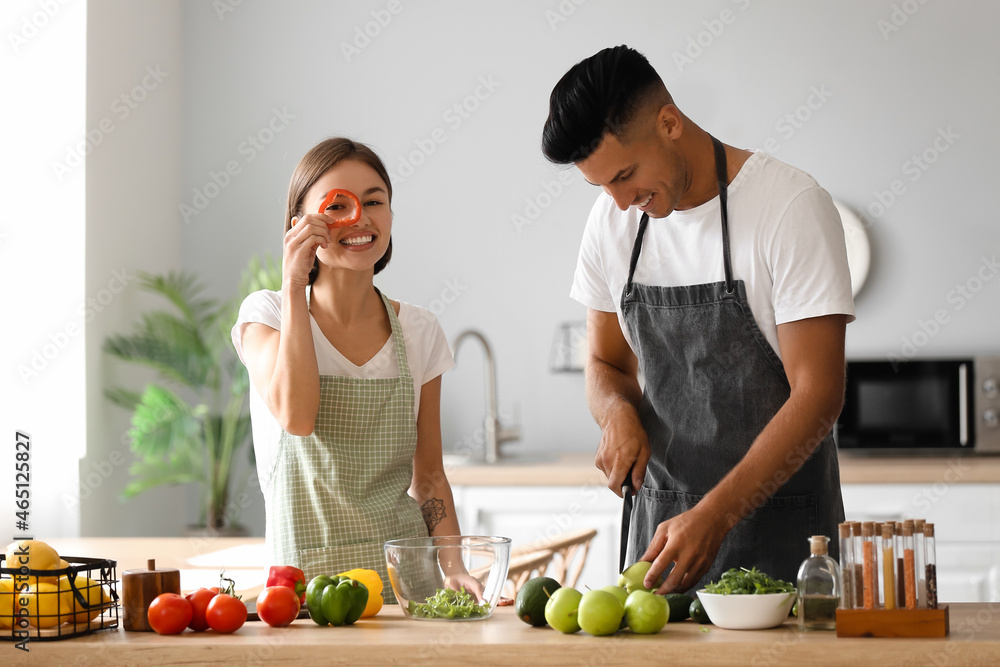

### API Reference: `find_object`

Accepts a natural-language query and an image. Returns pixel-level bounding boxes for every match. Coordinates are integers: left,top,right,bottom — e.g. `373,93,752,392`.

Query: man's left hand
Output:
639,506,729,594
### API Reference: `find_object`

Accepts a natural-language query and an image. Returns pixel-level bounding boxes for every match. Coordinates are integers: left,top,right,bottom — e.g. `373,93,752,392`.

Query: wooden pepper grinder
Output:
122,559,181,631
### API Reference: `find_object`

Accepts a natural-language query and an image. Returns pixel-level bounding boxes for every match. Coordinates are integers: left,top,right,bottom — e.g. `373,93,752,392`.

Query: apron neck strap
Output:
377,288,413,381
621,135,735,305
710,135,735,295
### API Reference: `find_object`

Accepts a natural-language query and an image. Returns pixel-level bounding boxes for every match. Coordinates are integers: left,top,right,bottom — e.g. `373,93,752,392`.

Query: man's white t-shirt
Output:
570,150,856,359
231,289,455,494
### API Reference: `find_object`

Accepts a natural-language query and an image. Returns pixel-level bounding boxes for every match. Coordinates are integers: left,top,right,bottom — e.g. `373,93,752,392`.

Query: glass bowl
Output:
696,590,797,630
384,535,511,621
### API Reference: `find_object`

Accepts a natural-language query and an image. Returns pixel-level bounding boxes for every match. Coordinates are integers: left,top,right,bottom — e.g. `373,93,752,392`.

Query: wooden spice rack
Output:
835,605,949,638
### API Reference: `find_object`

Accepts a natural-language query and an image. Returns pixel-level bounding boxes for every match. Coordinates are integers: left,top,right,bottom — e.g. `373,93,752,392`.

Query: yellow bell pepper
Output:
337,568,384,618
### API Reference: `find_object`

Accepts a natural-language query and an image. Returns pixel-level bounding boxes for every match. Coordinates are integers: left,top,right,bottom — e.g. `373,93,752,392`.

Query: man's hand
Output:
585,309,647,496
639,506,729,594
594,403,650,497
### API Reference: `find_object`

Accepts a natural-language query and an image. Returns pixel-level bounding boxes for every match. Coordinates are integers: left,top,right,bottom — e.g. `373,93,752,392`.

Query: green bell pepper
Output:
306,575,369,627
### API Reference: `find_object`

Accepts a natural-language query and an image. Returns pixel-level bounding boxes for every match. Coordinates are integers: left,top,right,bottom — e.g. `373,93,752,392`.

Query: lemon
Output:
4,540,65,583
0,578,15,629
57,575,112,623
21,581,76,628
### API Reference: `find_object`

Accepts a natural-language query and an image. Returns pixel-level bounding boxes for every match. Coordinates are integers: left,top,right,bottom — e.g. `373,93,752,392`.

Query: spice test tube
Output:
903,519,917,609
861,521,876,610
914,519,927,608
894,521,905,609
851,521,864,609
881,522,896,610
839,523,854,609
925,523,938,609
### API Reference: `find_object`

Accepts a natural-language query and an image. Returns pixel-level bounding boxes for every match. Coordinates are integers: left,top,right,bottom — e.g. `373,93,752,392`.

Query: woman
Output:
232,138,474,602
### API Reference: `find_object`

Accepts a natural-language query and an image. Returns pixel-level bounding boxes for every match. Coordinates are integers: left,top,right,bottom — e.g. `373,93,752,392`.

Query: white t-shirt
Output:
570,150,856,359
231,289,455,493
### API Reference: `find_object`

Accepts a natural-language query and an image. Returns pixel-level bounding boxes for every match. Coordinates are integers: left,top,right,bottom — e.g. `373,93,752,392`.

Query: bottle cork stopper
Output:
862,521,874,537
902,519,914,536
851,521,862,537
839,523,851,538
809,535,830,555
915,519,926,532
924,523,935,538
882,522,895,539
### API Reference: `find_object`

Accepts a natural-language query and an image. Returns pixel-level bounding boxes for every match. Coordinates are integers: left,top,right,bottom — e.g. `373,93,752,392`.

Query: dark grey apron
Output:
619,136,845,592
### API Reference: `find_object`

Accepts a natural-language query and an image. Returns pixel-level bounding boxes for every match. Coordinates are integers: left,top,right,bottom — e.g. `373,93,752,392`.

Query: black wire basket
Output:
0,555,119,641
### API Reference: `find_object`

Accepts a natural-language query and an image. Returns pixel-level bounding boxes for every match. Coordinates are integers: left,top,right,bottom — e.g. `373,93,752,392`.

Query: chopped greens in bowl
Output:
703,567,795,595
407,587,492,620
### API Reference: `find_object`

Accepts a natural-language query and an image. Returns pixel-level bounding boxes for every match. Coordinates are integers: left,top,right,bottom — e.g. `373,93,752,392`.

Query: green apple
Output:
601,585,629,606
544,587,583,634
617,561,653,594
624,590,668,634
578,589,625,636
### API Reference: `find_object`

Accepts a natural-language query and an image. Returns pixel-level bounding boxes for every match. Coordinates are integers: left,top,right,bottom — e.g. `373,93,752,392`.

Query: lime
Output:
689,598,711,624
515,576,562,627
664,593,694,622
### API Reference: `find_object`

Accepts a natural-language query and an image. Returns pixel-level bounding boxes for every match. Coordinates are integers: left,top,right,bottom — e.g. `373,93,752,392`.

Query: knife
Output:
619,478,633,574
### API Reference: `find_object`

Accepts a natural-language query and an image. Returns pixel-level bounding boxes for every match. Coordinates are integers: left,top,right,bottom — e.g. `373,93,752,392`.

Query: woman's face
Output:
303,159,391,275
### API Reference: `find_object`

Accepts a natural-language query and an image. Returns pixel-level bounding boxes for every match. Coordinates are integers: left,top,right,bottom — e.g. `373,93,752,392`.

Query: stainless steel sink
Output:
442,451,556,467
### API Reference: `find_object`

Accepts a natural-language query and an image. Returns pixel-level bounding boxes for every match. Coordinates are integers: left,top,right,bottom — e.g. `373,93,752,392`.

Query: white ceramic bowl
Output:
696,590,796,630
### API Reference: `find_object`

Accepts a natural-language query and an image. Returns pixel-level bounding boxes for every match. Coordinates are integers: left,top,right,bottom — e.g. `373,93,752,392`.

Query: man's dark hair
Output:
541,45,669,165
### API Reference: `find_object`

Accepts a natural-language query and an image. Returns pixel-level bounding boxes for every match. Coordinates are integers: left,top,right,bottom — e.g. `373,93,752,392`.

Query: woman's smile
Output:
338,231,377,249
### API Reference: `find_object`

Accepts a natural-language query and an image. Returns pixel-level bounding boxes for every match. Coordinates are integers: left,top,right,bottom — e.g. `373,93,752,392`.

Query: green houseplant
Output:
104,255,282,532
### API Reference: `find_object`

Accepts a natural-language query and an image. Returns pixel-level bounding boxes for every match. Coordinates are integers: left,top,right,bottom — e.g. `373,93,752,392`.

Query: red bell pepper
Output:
318,188,362,228
266,565,307,604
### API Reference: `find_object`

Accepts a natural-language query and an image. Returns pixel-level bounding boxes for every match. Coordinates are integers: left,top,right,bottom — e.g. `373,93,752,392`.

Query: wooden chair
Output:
506,527,598,595
502,549,556,599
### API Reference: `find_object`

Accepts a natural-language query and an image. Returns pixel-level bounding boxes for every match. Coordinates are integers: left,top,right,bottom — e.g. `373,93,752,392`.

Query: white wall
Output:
80,0,186,536
0,0,87,538
10,0,998,537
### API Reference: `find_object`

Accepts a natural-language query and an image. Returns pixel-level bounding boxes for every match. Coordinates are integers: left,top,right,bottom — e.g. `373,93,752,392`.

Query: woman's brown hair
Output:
284,137,393,281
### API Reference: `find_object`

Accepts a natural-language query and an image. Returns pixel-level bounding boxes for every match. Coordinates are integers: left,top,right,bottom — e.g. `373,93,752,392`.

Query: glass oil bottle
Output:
797,535,842,631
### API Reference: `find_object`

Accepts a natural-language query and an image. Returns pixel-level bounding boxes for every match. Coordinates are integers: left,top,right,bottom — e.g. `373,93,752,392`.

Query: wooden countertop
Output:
9,603,1000,666
444,452,1000,486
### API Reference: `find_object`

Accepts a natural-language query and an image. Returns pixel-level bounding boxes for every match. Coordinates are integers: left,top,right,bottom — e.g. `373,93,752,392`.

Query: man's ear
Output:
656,104,684,141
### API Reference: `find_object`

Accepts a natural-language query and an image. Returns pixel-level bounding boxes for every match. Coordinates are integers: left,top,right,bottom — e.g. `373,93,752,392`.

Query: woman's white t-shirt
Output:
231,289,455,494
570,150,856,360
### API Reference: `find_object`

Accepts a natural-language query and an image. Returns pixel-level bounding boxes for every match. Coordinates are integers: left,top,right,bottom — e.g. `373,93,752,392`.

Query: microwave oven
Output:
836,357,1000,453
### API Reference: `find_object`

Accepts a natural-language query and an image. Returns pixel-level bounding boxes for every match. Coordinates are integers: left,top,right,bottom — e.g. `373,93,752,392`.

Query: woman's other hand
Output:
443,573,486,603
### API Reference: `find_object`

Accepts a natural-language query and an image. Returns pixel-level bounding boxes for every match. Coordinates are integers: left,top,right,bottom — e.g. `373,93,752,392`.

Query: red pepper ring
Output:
318,188,363,228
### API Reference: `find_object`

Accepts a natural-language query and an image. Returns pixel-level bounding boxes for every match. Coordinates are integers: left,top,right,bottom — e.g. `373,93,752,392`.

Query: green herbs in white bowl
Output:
697,568,796,630
703,567,795,595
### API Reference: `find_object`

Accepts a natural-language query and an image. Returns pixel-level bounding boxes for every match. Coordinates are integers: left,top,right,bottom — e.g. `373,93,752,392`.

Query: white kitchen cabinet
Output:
842,484,1000,603
450,485,623,591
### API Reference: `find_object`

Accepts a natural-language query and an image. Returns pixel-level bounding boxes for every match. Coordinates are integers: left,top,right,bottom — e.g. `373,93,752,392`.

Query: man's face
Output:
576,119,687,219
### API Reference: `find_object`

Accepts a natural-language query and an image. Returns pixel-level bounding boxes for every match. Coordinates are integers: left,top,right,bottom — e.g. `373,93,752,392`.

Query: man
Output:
542,45,854,594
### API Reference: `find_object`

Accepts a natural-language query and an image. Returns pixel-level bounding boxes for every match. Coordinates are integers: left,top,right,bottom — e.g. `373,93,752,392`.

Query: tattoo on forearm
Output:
421,498,446,532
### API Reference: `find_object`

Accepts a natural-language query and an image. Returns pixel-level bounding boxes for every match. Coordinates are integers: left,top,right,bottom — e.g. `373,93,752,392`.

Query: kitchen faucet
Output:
451,329,520,464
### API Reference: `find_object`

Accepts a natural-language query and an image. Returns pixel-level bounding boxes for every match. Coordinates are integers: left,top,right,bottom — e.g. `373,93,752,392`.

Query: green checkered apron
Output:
265,290,428,605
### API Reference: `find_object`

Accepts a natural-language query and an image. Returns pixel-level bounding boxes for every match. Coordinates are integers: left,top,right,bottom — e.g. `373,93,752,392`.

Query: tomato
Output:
206,593,247,633
185,587,219,631
256,586,301,627
147,593,193,635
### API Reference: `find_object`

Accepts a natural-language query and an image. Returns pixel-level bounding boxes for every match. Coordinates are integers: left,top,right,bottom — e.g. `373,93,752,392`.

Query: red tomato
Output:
256,586,301,627
206,593,247,633
147,593,193,635
185,587,219,631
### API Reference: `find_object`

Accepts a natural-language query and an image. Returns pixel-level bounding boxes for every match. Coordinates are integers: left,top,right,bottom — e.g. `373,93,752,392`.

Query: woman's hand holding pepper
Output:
282,214,331,289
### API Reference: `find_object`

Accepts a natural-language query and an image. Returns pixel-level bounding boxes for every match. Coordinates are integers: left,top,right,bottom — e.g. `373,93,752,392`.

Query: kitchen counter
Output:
9,603,1000,666
444,452,1000,486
